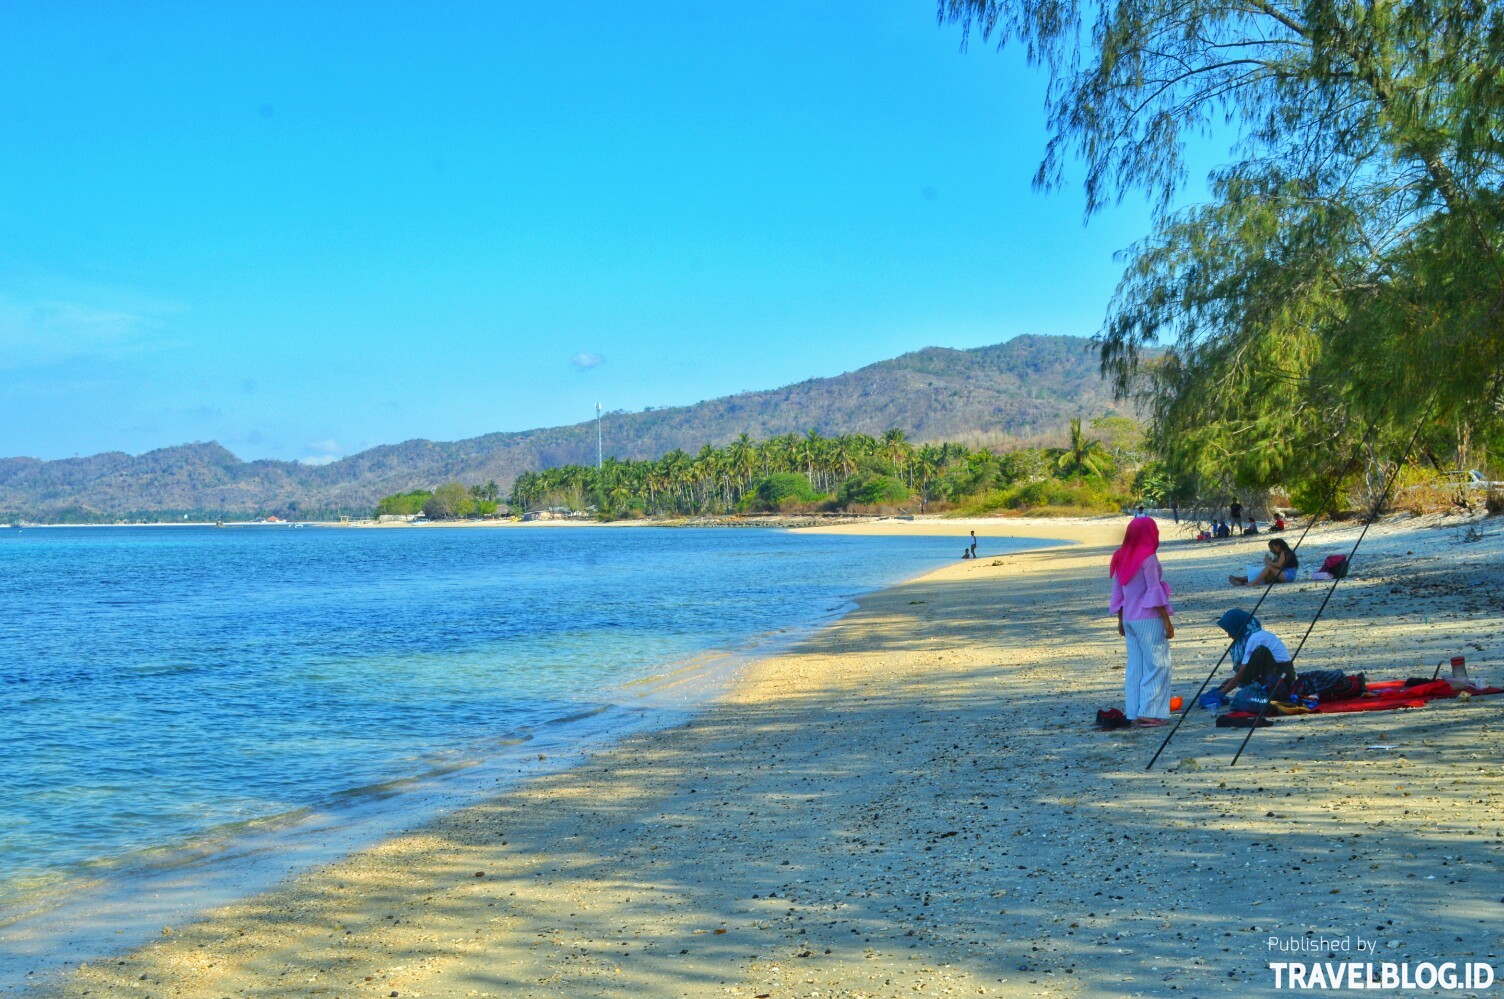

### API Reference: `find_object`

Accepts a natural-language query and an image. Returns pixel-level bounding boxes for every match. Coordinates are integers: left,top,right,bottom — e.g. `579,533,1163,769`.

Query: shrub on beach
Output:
836,473,909,509
375,490,432,517
422,482,477,520
957,477,1124,515
748,472,820,511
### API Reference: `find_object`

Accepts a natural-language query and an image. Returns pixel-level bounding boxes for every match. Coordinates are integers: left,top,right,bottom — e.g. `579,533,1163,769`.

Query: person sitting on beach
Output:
1244,519,1259,536
1215,608,1295,698
1213,519,1230,539
1272,514,1287,532
1108,517,1175,727
961,548,972,560
1229,538,1298,587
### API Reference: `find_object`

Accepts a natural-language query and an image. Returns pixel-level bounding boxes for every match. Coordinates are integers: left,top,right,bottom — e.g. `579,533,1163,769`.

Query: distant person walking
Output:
969,531,977,557
1171,500,1178,524
1109,517,1175,726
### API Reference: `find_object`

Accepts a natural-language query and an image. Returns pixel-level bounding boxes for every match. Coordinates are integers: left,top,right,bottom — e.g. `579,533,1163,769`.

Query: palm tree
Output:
832,435,859,479
1054,418,1112,479
693,444,719,509
727,433,756,501
881,429,913,483
913,443,941,511
799,430,825,489
509,470,541,512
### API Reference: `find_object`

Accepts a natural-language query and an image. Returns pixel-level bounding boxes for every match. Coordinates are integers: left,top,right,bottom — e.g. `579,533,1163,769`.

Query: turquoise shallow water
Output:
0,524,1056,978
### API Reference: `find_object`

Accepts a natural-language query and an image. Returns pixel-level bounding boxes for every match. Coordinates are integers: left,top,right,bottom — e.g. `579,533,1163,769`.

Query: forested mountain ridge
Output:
0,334,1130,521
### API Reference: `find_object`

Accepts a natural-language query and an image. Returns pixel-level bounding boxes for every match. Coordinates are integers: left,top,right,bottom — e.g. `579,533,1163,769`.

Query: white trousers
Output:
1124,616,1173,720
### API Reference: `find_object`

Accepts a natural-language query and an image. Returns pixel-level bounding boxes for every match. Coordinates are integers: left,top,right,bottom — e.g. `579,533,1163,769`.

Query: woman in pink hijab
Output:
1108,516,1176,725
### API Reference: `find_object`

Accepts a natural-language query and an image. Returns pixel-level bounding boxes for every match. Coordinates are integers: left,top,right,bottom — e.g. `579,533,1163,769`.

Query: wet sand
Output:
44,514,1504,997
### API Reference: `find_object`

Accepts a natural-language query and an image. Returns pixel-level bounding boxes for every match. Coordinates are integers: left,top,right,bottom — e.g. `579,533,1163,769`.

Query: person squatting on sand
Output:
1109,517,1175,726
1215,608,1296,698
1229,537,1299,587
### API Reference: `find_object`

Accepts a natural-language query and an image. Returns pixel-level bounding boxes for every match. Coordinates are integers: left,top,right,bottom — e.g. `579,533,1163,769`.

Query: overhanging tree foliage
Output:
940,0,1504,502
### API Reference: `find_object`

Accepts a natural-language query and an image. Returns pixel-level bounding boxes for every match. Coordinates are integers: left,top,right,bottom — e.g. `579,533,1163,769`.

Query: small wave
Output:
545,705,613,726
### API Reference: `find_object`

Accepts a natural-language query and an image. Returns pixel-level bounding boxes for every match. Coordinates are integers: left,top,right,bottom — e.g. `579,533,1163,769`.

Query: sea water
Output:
0,524,1051,979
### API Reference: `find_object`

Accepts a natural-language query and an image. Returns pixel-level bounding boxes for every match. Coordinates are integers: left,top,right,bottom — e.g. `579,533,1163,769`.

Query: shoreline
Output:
32,514,1504,996
5,512,1134,534
1,528,1055,993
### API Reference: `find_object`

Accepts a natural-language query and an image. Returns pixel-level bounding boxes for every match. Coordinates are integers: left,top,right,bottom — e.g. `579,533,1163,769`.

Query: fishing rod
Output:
1229,407,1433,766
1143,447,1360,771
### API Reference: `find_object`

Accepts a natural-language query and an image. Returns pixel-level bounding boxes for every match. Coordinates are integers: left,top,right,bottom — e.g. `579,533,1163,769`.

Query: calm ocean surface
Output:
0,524,1057,940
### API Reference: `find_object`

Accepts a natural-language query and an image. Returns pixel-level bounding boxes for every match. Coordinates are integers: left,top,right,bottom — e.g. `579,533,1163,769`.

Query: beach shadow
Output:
55,526,1504,998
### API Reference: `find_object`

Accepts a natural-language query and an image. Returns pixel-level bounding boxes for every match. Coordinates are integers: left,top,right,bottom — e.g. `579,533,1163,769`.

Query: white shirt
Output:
1242,629,1292,664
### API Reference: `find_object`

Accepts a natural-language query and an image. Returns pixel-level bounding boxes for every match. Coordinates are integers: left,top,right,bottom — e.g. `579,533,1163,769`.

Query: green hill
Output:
0,334,1130,521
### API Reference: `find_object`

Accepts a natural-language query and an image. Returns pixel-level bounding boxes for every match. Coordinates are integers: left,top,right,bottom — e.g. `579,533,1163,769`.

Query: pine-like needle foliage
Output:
941,0,1504,498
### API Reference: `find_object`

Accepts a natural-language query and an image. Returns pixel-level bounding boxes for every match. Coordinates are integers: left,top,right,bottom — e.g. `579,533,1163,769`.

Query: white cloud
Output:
0,293,176,369
298,439,342,465
571,352,604,369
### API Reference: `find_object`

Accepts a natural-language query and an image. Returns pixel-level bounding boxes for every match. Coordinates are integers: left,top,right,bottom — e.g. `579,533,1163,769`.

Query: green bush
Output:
423,482,476,520
836,473,910,508
956,477,1125,515
749,472,819,510
375,490,432,517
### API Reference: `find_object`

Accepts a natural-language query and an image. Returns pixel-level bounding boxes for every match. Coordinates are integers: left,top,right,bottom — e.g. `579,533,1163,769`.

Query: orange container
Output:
1169,696,1184,712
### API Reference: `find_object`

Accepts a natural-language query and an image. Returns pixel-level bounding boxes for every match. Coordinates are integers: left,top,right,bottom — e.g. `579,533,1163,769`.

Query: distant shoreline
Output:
7,512,1135,535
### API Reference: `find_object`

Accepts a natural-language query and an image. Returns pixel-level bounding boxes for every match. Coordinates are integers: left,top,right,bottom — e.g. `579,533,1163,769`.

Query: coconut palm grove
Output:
375,418,1156,521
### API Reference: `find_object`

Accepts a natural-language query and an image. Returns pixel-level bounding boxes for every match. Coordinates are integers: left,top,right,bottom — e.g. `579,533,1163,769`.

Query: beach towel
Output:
1313,678,1502,714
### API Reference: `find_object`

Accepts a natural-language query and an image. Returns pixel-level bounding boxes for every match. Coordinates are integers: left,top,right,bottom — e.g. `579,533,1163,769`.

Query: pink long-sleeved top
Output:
1109,554,1174,621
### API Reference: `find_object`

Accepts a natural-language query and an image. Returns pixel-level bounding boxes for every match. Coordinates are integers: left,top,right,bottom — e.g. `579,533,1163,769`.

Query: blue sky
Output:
2,2,1188,463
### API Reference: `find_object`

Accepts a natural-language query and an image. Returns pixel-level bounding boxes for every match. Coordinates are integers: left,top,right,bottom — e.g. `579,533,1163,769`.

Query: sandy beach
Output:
43,513,1504,997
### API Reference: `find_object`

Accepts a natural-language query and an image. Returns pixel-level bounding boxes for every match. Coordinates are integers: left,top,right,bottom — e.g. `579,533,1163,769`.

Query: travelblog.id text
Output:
1267,935,1496,992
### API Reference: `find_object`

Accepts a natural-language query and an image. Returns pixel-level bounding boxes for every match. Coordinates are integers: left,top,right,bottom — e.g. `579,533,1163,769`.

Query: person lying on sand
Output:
1229,538,1298,586
1215,608,1296,697
1109,517,1175,726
